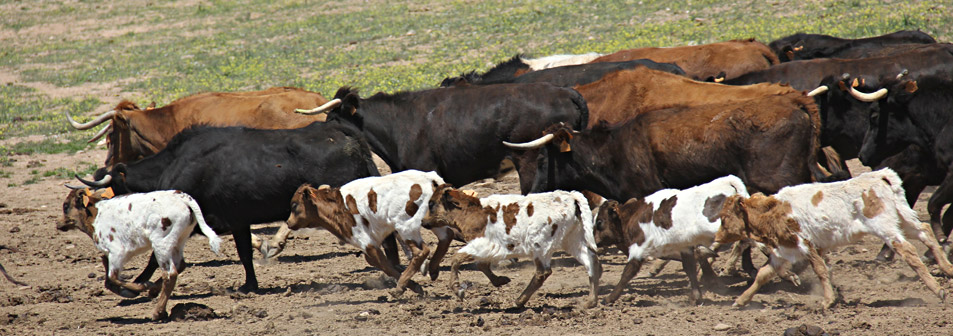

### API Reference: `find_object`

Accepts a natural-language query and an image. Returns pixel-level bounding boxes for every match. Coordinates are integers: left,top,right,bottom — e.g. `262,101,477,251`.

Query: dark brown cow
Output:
590,39,779,80
506,92,826,203
65,87,337,167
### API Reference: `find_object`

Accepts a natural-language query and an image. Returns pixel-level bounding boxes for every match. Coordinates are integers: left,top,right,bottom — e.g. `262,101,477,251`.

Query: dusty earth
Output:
1,147,952,335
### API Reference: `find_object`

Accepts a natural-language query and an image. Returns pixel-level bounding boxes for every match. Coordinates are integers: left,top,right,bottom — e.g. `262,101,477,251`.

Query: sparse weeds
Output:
0,0,950,141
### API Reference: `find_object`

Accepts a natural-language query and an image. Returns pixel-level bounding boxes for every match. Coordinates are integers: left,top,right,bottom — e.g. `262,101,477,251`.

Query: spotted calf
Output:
61,189,221,320
593,175,749,304
716,168,953,308
423,187,601,308
286,170,450,296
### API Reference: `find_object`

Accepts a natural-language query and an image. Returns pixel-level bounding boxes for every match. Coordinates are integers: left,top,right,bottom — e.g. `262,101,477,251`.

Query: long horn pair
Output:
848,87,888,102
295,98,342,114
65,110,116,130
503,133,555,149
86,124,112,143
75,174,112,188
806,85,829,97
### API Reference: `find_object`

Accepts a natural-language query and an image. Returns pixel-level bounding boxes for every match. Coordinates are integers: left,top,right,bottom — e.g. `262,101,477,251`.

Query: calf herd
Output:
49,29,953,321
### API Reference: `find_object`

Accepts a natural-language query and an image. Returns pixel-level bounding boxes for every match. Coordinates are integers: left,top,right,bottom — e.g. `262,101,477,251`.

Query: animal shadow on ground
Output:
276,250,362,263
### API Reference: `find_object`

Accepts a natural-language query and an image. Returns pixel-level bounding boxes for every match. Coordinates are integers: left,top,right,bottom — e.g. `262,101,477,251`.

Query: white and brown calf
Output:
716,168,953,308
423,187,602,308
286,170,451,296
593,175,749,304
61,189,222,320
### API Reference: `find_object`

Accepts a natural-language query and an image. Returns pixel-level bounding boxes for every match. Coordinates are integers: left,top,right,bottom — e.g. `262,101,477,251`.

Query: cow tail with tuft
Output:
180,193,222,256
573,192,598,251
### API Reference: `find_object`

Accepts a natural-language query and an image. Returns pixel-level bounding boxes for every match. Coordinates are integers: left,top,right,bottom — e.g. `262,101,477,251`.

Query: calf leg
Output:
382,233,401,270
363,245,422,295
605,258,643,304
719,241,746,276
681,250,703,305
152,270,178,321
476,261,510,287
101,256,146,298
646,260,669,277
104,256,153,294
805,246,835,308
395,240,429,296
916,222,953,277
255,224,292,259
514,258,552,308
892,240,947,301
132,254,159,284
448,253,474,300
427,227,453,281
733,262,777,308
569,245,602,308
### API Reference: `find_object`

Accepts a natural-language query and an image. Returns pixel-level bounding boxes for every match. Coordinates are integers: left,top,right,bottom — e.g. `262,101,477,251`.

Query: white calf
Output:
716,168,953,308
593,175,749,304
286,170,450,296
423,187,601,308
62,189,221,320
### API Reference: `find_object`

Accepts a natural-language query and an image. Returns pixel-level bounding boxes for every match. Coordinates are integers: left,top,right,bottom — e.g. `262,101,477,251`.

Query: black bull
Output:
79,121,380,293
858,76,953,247
325,83,589,193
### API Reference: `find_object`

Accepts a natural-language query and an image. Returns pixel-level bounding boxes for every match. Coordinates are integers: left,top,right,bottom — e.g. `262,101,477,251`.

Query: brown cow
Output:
590,39,779,80
65,86,339,167
575,66,802,125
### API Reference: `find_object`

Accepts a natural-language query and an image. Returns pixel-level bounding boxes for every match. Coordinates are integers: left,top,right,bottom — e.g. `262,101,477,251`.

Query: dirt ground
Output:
1,147,952,336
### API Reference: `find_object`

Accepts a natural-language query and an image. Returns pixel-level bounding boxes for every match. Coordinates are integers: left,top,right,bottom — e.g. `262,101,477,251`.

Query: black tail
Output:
569,90,589,130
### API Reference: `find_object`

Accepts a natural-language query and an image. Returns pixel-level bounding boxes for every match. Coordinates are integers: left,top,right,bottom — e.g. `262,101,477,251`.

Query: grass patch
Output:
43,163,98,180
0,0,951,142
6,134,94,155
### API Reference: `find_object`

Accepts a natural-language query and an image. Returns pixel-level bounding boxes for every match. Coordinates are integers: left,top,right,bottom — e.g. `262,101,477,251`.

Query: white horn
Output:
65,109,116,130
896,69,908,80
806,85,828,97
86,124,112,143
503,133,555,149
295,98,341,114
848,87,888,102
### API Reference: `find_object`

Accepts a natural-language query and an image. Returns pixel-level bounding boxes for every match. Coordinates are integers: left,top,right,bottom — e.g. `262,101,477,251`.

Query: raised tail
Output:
572,191,598,251
179,192,223,256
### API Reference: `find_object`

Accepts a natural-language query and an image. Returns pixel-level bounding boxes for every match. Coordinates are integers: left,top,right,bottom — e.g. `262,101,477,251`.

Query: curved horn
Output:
86,124,112,143
848,87,888,102
65,109,116,130
503,133,555,149
896,69,908,80
806,85,829,97
295,98,342,114
75,174,112,188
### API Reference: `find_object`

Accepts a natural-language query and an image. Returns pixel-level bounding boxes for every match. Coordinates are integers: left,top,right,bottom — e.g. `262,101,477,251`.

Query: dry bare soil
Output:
1,152,952,335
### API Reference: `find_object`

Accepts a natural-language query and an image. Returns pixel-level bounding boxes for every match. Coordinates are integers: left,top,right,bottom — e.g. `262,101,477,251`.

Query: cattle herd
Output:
34,29,952,321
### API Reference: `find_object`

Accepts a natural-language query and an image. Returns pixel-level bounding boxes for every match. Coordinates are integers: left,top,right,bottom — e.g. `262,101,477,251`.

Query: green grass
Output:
0,0,950,156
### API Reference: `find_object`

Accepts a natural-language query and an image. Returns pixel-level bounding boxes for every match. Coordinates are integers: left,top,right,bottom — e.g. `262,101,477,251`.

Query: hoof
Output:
731,301,746,309
147,284,162,299
428,269,440,282
938,289,947,302
389,288,406,298
490,276,511,287
582,299,597,309
420,260,430,277
152,310,168,321
237,283,258,294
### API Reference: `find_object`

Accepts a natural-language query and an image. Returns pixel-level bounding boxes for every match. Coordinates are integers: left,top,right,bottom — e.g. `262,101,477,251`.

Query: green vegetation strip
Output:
0,0,949,155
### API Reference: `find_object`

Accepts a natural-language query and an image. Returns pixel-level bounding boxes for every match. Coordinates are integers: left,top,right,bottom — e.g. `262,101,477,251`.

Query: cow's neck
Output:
354,100,404,171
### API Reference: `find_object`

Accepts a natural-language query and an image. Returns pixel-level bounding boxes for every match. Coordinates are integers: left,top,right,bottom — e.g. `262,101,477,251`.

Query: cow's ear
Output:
904,80,918,93
146,102,156,110
780,46,794,61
